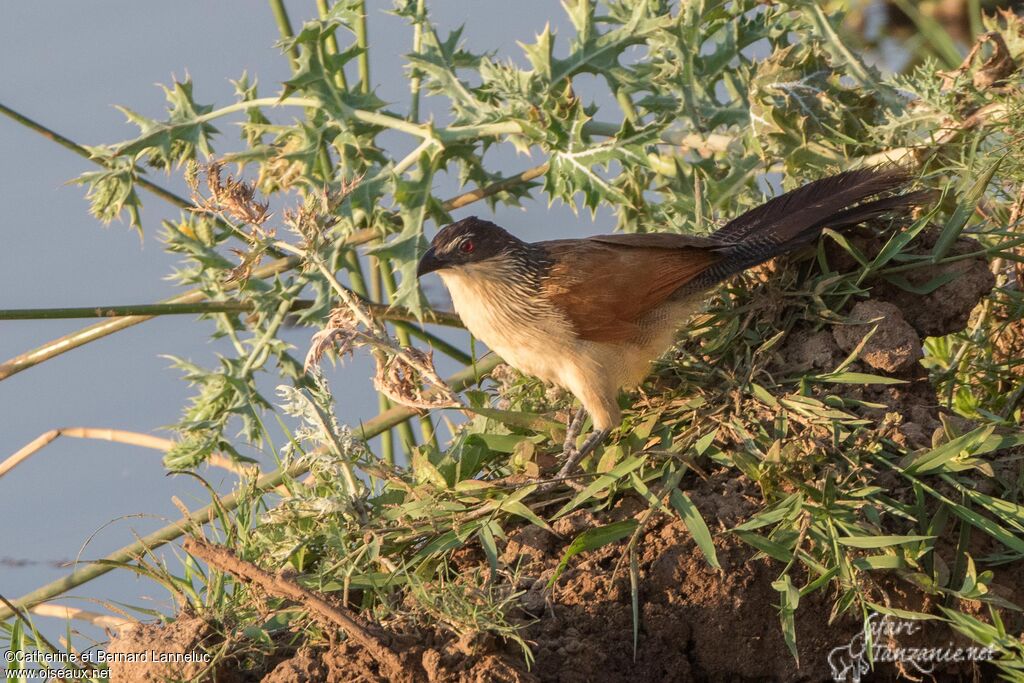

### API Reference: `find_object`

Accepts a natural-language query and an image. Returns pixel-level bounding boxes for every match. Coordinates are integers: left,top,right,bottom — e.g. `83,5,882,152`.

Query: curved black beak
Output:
416,246,444,278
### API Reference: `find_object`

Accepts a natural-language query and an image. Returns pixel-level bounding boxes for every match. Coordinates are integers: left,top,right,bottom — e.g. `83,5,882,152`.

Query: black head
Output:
416,217,525,277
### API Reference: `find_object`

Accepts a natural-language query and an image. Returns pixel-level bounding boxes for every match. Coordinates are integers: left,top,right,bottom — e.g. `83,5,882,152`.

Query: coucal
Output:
416,168,927,477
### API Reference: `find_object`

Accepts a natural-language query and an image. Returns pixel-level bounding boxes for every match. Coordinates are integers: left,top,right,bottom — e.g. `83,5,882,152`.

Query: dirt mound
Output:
821,227,995,340
105,617,223,682
514,485,851,683
107,476,1020,682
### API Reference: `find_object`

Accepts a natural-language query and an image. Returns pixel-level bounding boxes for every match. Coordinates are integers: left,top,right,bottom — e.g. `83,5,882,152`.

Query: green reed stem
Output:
268,0,300,69
381,259,439,450
355,1,370,94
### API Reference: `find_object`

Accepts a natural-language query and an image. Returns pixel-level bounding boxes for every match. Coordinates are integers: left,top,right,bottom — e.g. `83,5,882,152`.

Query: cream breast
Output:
438,266,576,386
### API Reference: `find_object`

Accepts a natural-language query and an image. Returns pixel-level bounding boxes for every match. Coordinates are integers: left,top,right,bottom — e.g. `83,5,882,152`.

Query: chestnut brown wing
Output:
540,237,722,343
587,232,729,249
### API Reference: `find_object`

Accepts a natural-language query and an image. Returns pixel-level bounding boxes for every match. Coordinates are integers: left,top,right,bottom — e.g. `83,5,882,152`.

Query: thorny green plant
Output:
5,1,1024,679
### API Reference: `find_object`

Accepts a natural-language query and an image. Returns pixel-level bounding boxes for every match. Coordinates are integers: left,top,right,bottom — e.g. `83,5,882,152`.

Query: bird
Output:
416,167,929,480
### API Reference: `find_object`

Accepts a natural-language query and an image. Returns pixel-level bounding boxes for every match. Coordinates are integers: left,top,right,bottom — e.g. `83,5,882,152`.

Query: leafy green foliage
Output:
115,79,218,168
73,150,143,230
13,0,1024,675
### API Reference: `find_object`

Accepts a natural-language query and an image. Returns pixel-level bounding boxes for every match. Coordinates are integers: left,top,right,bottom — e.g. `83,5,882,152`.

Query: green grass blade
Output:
903,425,997,475
836,534,934,549
548,520,639,588
670,489,720,569
933,157,1004,263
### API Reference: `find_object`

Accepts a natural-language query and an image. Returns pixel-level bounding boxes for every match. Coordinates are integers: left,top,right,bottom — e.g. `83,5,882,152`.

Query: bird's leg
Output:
562,408,588,457
555,427,611,481
535,410,602,494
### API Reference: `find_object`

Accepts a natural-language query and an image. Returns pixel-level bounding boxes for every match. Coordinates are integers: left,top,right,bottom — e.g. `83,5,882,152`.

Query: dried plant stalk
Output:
304,299,460,411
182,538,420,683
0,427,256,481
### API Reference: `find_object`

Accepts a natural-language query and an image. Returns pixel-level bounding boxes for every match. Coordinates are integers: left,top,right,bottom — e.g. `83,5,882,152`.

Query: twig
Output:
0,300,464,327
0,428,256,481
30,604,134,631
183,538,420,682
445,162,550,210
0,254,292,382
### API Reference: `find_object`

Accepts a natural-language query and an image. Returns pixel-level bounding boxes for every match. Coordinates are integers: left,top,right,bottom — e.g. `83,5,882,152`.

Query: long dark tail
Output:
697,167,931,285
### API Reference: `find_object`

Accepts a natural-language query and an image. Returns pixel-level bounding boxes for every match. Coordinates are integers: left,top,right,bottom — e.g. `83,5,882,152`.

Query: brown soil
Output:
106,230,1022,682
106,477,1023,682
105,617,223,682
825,228,996,340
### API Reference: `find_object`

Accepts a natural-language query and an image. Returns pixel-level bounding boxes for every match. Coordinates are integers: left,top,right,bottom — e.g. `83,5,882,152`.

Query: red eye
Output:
460,240,475,254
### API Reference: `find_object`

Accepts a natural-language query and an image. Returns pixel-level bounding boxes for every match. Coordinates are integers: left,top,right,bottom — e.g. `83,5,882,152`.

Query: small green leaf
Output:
880,271,959,295
735,530,794,563
501,499,554,533
852,555,907,570
772,574,800,665
467,433,525,453
464,407,565,435
553,454,646,518
903,425,997,475
412,449,449,488
811,372,907,385
694,429,718,455
479,523,499,573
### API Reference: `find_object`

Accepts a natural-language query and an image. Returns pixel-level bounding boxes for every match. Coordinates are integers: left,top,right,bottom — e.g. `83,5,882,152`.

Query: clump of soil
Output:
515,481,853,683
777,328,845,373
105,617,222,682
773,229,997,445
873,240,996,338
823,227,996,339
262,648,327,683
831,300,922,373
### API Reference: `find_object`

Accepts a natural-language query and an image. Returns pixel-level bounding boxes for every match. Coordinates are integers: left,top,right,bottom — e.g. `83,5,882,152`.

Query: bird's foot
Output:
556,428,610,481
536,423,610,494
562,408,587,456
